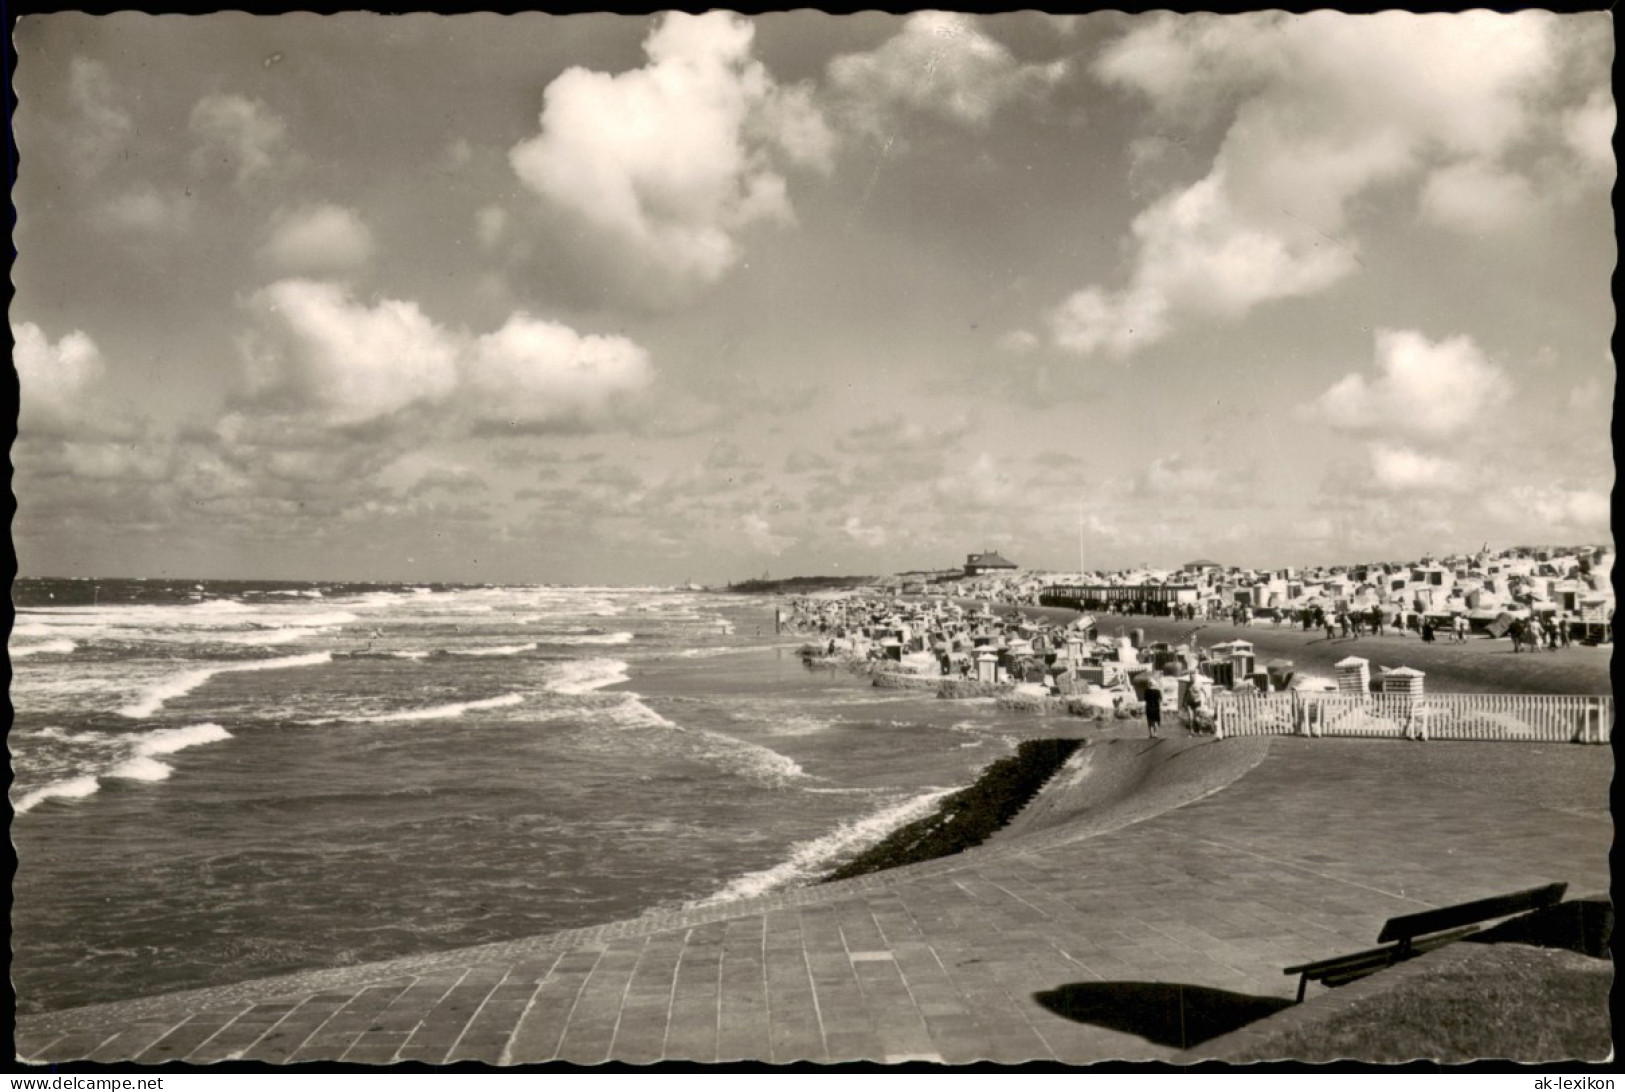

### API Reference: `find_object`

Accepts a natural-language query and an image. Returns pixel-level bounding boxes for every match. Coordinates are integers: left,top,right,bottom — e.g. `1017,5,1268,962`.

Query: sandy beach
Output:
967,601,1612,696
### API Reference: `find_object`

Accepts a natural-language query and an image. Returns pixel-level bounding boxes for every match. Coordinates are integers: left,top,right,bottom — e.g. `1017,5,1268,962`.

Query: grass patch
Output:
822,738,1084,882
1222,944,1611,1063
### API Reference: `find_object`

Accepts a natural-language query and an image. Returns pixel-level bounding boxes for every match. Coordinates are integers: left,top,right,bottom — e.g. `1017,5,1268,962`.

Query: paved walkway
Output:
15,733,1610,1065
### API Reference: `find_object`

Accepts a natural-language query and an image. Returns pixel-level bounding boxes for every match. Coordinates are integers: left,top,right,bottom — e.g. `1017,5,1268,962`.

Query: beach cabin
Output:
1335,656,1371,695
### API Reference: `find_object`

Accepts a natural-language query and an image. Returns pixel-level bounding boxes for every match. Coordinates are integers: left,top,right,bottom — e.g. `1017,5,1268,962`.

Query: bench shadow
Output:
1033,981,1294,1050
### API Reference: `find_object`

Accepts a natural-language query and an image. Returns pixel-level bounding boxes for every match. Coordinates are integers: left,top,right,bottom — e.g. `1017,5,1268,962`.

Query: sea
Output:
9,578,1029,1016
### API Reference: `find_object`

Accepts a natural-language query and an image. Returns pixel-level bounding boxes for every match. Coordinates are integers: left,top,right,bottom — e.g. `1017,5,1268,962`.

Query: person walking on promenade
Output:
1324,613,1337,641
1454,614,1468,642
1527,616,1545,652
1559,614,1573,649
1144,682,1163,738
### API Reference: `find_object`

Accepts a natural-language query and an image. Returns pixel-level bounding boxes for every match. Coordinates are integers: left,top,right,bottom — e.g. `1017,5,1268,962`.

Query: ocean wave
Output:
14,722,233,812
449,643,538,657
546,659,630,695
13,775,102,814
341,692,526,724
107,723,234,781
544,631,634,646
118,651,333,719
599,694,678,730
12,638,78,658
674,645,766,659
691,729,807,786
693,786,954,905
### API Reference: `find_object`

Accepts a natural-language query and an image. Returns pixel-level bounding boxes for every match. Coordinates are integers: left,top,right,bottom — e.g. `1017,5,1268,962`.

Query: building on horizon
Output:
964,551,1019,577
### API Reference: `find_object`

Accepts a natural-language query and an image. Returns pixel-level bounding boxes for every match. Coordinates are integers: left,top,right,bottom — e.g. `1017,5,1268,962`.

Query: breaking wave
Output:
12,639,78,658
14,722,233,813
546,658,630,695
118,652,334,719
694,786,954,905
341,692,527,724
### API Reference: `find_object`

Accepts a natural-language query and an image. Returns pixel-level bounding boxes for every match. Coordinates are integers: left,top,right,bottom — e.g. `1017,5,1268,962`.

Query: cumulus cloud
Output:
190,93,290,185
14,322,106,428
240,279,651,432
741,512,794,555
1417,160,1536,233
1563,88,1615,181
1138,452,1222,497
1366,443,1465,493
465,314,652,431
827,12,1068,137
509,12,832,289
242,280,461,425
1053,11,1584,356
261,204,374,272
1309,329,1511,440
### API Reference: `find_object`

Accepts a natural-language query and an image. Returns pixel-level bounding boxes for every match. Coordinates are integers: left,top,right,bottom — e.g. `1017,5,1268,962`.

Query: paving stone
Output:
341,1030,411,1065
241,995,352,1063
504,951,602,1064
395,965,508,1064
184,1002,301,1063
83,1022,178,1063
14,1030,65,1063
27,1030,119,1063
134,1012,243,1063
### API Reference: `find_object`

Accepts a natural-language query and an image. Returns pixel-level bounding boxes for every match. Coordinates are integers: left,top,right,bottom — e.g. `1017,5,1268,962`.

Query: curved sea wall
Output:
994,734,1269,845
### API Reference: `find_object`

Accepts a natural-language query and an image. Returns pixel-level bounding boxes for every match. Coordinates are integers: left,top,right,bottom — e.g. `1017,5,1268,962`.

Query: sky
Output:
11,11,1616,585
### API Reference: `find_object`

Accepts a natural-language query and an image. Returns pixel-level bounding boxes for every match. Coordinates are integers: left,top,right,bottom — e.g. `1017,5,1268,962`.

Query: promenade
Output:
16,718,1610,1065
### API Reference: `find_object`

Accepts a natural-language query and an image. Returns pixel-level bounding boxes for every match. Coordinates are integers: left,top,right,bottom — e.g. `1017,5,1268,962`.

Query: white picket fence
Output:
1212,691,1612,744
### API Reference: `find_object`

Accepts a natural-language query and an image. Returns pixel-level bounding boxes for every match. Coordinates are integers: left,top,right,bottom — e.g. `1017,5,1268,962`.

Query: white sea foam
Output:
693,729,807,785
345,692,525,724
601,695,678,730
103,723,233,782
553,630,634,645
283,611,358,628
118,652,333,719
694,786,955,905
546,659,630,695
12,638,78,658
14,775,102,814
450,643,538,657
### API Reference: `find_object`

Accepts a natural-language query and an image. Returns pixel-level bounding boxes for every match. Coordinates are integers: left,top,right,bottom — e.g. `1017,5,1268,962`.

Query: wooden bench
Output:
1283,882,1568,1002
